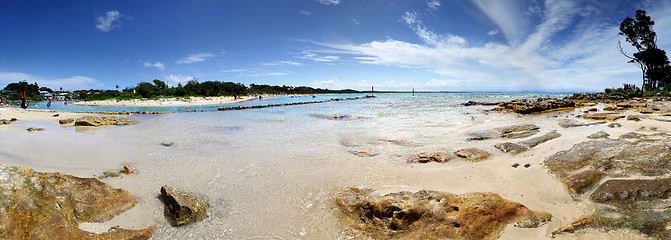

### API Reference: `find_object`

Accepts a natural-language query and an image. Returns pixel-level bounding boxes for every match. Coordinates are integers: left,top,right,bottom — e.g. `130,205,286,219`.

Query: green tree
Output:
135,82,157,98
153,79,167,89
618,10,671,91
3,80,41,100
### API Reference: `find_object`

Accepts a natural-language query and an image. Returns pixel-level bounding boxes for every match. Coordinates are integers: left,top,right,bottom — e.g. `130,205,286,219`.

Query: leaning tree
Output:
618,10,671,91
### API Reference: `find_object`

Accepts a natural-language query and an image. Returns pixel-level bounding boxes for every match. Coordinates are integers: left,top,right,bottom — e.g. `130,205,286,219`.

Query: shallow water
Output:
0,93,653,239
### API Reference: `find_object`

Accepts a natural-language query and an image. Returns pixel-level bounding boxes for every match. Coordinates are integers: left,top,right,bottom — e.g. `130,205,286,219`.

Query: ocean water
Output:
4,93,649,239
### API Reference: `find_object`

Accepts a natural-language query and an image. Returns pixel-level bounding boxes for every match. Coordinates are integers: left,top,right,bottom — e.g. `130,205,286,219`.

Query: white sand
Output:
71,95,265,107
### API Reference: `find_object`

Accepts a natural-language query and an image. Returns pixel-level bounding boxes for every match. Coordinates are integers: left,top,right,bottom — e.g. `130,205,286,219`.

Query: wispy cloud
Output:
471,0,525,42
261,61,303,66
0,72,103,90
314,0,661,91
300,10,313,15
221,68,292,77
316,0,340,6
96,10,127,32
142,61,165,70
176,52,215,64
297,51,340,62
426,0,441,10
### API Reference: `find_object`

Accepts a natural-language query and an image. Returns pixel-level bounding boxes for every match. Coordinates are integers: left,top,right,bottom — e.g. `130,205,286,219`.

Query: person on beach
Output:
47,99,51,107
20,97,27,109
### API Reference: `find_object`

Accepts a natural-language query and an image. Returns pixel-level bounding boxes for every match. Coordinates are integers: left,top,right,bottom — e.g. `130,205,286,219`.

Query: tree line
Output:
1,79,359,102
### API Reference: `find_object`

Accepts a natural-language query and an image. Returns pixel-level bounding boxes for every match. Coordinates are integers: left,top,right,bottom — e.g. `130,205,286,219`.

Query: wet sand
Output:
0,103,663,239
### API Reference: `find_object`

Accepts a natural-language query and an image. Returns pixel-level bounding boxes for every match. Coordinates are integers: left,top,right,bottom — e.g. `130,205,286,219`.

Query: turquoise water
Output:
20,92,568,112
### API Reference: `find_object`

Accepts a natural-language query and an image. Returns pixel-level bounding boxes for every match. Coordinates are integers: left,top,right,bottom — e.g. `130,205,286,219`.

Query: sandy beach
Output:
70,94,298,107
1,94,669,239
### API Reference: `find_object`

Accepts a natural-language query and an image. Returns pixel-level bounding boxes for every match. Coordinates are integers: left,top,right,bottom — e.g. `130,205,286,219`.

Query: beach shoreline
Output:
70,95,266,107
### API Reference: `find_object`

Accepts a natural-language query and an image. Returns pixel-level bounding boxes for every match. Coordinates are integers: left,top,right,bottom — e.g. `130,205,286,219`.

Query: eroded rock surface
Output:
160,185,209,226
0,164,154,239
407,152,451,163
454,148,490,161
467,124,539,141
333,187,535,240
587,131,610,139
59,118,74,125
74,116,137,127
495,131,562,154
590,178,671,202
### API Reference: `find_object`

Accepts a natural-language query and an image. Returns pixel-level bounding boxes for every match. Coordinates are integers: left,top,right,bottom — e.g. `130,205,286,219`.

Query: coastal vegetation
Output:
1,78,359,102
618,10,671,91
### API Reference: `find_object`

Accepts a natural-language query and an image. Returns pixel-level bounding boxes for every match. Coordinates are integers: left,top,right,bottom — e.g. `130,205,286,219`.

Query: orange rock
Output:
122,165,134,174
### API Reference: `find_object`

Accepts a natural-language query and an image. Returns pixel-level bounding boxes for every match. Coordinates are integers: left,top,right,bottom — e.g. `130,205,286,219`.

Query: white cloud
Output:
221,68,292,77
316,0,340,6
487,30,499,36
426,0,441,10
142,61,165,70
314,0,665,91
96,10,125,32
311,77,342,88
0,72,103,90
163,74,196,86
261,61,303,66
297,51,340,62
176,52,215,64
300,10,313,15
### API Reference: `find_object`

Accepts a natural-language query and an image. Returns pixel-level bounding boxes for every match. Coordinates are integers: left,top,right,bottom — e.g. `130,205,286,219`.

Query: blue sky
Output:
1,0,670,92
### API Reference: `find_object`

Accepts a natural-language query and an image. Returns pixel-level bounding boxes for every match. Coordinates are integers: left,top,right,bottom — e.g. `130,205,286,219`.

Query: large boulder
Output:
0,164,154,239
160,185,210,226
333,187,536,240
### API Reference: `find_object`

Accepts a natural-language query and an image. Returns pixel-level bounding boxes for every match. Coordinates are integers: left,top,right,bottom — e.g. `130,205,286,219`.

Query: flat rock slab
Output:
333,187,535,240
0,164,154,239
468,124,540,141
496,131,562,154
590,178,671,202
407,152,452,163
587,131,610,139
160,185,210,226
563,170,605,194
578,114,625,121
454,148,490,161
75,116,137,127
491,98,575,114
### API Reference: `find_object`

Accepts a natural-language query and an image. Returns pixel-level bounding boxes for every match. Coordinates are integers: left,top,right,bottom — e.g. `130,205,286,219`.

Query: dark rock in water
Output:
52,114,59,117
501,129,540,139
407,152,451,163
587,131,610,139
75,116,104,126
514,211,553,228
563,170,605,194
75,116,137,127
608,123,622,128
333,187,535,240
309,114,361,120
59,118,74,124
160,141,174,147
26,127,44,132
493,124,539,135
378,138,415,146
496,131,562,154
0,164,154,239
0,118,18,125
454,148,491,161
557,120,606,128
348,150,379,157
467,131,498,141
590,178,671,202
578,114,625,121
495,142,528,154
619,132,646,139
627,115,642,122
160,185,210,226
